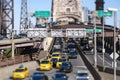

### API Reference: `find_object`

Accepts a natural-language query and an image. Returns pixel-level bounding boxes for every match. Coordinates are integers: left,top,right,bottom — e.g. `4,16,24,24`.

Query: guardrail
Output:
75,43,102,80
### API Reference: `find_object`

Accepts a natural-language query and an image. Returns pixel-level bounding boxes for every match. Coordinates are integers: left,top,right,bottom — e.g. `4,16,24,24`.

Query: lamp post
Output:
93,14,97,68
88,13,97,68
11,29,14,59
107,8,118,80
102,15,105,71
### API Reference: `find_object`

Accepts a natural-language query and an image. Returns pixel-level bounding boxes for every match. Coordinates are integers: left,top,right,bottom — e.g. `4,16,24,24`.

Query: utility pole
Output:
94,14,97,68
102,15,105,71
11,29,14,59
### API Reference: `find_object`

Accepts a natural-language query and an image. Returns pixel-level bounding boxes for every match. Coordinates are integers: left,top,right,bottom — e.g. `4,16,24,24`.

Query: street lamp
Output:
93,14,97,68
11,29,14,59
107,8,118,80
88,13,97,68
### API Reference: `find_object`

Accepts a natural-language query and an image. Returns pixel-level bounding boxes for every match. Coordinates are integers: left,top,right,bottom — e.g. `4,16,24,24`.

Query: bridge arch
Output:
56,14,82,23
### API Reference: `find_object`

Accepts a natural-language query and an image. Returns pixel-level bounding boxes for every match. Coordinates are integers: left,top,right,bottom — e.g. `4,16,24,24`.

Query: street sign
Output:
98,10,104,17
34,11,50,18
98,10,112,17
104,11,112,17
110,52,119,60
27,28,47,38
86,29,102,33
66,28,86,37
51,29,63,37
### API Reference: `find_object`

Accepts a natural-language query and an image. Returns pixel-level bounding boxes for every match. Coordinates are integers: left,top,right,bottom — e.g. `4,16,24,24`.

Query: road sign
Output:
27,28,47,38
98,10,112,17
98,10,104,17
110,52,119,60
104,11,112,17
34,11,50,18
66,28,86,37
51,29,63,37
86,29,102,33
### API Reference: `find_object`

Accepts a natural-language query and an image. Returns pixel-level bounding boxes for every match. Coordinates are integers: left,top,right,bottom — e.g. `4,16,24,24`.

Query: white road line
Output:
97,55,112,66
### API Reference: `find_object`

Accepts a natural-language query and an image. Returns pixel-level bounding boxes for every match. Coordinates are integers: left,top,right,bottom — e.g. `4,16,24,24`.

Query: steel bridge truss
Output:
20,0,28,33
0,0,14,36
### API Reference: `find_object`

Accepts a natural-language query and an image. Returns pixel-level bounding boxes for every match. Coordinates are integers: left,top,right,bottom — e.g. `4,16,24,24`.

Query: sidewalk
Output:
99,71,120,80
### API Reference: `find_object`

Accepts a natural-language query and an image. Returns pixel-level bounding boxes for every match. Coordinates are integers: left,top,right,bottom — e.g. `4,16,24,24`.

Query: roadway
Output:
3,55,93,80
2,38,94,80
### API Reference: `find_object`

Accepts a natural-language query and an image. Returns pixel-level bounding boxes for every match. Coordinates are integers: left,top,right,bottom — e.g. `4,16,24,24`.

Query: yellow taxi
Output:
13,65,29,79
40,60,52,71
52,52,61,55
51,52,61,60
56,58,68,69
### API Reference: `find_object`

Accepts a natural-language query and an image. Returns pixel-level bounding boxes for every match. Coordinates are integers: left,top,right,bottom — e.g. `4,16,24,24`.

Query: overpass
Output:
0,38,42,49
0,24,120,49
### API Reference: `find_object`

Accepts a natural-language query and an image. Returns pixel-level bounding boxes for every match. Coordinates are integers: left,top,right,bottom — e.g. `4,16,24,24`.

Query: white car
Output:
76,70,90,80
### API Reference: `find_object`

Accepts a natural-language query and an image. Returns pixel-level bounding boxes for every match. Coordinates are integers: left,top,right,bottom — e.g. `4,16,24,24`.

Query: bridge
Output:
0,0,120,80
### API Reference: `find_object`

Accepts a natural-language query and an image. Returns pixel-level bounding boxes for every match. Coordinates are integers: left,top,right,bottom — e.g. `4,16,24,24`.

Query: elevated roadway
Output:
0,38,30,45
0,38,42,49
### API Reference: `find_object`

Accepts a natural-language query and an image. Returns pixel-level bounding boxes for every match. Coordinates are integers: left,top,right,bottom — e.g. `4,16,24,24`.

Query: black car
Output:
60,62,72,73
97,46,102,52
31,71,48,80
52,72,68,80
19,33,27,38
68,52,77,59
52,58,58,67
0,36,8,40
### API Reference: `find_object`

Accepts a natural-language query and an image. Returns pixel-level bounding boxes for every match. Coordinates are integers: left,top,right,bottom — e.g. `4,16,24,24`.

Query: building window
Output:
66,8,71,13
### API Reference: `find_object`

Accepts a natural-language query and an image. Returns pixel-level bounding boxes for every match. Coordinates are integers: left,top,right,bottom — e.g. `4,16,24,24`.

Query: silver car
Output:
76,70,90,80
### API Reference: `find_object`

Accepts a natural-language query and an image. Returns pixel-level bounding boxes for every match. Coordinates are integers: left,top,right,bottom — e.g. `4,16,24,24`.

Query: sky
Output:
14,0,120,33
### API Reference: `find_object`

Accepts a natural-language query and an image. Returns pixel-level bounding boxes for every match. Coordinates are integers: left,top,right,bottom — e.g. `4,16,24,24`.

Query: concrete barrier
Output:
76,43,102,80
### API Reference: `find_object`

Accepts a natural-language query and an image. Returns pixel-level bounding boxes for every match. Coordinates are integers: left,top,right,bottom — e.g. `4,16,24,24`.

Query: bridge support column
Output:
43,37,54,51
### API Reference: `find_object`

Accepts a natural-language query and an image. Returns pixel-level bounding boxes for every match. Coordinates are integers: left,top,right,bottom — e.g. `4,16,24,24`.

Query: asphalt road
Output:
3,38,94,80
3,54,94,80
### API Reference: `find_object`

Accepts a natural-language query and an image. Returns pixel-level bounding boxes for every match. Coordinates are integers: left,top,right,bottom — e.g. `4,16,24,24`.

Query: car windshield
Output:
55,73,66,78
52,58,58,62
77,72,88,77
41,61,49,64
33,72,44,75
62,62,70,67
77,78,88,80
15,69,24,72
58,59,66,62
53,49,61,52
52,54,59,57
